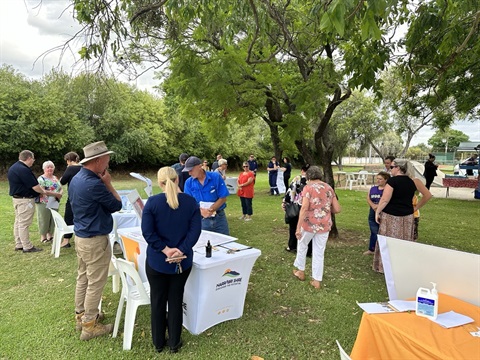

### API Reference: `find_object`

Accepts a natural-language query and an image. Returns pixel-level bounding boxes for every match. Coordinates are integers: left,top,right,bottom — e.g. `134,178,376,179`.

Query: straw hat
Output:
79,141,114,164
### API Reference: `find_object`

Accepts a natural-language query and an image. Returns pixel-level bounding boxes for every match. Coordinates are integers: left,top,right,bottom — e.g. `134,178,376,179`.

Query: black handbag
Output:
285,202,300,219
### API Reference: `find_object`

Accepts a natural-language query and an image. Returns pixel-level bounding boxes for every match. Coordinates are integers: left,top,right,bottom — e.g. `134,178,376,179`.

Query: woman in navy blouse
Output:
141,167,201,353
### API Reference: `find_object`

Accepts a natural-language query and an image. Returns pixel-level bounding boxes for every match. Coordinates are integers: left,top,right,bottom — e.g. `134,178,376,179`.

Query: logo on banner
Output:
216,268,242,291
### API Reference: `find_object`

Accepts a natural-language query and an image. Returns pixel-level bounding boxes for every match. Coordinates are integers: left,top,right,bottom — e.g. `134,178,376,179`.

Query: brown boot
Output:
80,316,113,341
75,312,105,331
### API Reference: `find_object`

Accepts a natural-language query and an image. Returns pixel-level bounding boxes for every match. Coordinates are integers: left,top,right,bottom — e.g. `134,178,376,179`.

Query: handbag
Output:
285,202,300,219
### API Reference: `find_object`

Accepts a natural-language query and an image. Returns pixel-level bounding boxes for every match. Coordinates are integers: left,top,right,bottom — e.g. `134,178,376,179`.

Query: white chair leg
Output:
54,234,62,258
123,302,138,350
113,296,125,338
112,273,120,294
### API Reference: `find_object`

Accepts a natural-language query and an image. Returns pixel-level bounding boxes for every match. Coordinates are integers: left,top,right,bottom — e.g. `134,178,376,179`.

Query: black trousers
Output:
425,176,434,190
146,262,191,350
63,200,74,239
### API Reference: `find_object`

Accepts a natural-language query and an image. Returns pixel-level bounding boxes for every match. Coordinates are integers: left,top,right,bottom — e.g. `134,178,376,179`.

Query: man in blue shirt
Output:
8,150,58,253
69,141,122,341
183,156,230,235
247,154,258,177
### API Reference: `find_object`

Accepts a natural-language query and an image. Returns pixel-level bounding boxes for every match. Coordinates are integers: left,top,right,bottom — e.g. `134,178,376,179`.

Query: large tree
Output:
400,0,480,121
69,0,411,236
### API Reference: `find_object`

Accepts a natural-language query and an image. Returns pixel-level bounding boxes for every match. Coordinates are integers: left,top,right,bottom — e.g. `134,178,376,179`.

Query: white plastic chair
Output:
113,258,151,350
345,173,358,190
357,170,369,187
110,217,125,255
49,209,74,258
336,340,353,360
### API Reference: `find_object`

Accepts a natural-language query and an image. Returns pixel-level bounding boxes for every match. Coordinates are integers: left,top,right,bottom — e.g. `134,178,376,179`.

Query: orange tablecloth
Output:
351,294,480,360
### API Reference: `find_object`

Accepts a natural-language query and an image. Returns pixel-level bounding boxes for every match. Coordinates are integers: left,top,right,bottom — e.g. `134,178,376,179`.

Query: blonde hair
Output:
157,167,179,209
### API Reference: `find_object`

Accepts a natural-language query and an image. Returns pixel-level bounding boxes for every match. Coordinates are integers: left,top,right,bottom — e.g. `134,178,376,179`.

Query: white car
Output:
454,164,478,176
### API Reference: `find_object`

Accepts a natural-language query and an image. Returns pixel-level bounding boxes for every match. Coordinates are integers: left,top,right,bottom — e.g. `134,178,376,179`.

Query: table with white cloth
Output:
117,227,261,335
111,210,141,232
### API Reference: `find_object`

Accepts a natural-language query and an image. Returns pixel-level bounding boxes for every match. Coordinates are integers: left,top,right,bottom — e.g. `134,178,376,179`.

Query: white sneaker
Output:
239,215,245,220
245,217,252,221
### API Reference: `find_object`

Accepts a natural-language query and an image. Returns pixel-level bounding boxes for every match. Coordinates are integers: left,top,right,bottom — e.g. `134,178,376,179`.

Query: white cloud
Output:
1,0,479,140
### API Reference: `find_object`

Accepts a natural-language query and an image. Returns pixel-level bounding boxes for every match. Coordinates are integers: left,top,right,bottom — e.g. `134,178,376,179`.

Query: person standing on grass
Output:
373,159,432,273
59,152,82,248
142,167,201,353
237,161,255,221
292,166,341,289
69,141,122,341
247,154,258,177
267,156,280,195
423,154,438,190
364,172,390,255
183,156,230,235
281,157,292,190
8,150,57,253
36,160,63,244
383,156,395,173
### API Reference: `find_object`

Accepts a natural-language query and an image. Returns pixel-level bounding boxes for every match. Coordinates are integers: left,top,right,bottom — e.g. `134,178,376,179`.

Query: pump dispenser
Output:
205,240,212,258
416,282,438,320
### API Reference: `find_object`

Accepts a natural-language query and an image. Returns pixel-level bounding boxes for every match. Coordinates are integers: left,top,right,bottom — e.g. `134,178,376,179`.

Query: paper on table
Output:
431,311,474,328
356,301,397,314
388,300,416,312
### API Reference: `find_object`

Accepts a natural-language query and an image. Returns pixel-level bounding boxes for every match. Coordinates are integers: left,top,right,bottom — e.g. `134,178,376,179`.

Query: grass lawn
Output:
0,170,478,359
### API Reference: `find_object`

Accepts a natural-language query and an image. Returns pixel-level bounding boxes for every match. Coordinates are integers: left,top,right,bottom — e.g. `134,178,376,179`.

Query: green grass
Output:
0,171,478,359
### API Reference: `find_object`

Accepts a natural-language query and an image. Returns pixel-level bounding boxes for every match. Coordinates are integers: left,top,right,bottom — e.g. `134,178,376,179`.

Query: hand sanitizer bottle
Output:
416,282,438,320
205,240,212,258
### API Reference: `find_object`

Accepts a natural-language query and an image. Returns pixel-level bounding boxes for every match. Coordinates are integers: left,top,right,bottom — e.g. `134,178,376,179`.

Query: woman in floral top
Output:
36,161,63,243
293,166,341,289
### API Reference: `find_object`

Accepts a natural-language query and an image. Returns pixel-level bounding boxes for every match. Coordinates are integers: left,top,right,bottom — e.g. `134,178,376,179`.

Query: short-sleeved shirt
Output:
300,181,336,234
383,176,416,216
8,161,39,198
237,171,255,198
368,186,384,207
268,161,279,173
184,171,230,211
37,175,62,204
68,167,122,237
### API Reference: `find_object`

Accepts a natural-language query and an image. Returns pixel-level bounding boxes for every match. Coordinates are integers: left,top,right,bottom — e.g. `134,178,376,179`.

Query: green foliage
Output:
402,0,480,117
0,173,478,359
427,128,469,152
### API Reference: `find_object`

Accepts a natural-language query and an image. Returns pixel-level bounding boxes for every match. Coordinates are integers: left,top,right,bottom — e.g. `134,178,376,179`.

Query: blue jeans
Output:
240,197,253,216
201,209,230,235
368,208,379,251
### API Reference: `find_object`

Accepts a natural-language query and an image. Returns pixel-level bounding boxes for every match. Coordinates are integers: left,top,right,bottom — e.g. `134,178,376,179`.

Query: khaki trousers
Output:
75,235,111,322
12,198,35,250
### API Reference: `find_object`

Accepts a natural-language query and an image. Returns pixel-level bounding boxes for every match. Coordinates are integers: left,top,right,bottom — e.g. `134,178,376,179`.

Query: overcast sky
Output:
1,0,478,146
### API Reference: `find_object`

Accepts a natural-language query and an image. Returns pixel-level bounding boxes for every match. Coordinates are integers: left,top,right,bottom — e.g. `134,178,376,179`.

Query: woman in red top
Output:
293,166,341,289
237,161,255,221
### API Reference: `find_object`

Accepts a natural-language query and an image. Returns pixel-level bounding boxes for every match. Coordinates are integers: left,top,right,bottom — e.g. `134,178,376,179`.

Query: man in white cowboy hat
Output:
69,141,122,340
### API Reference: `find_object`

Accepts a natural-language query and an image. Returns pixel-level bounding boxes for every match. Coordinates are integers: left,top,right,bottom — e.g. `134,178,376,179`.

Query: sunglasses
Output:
390,165,398,169
243,166,249,168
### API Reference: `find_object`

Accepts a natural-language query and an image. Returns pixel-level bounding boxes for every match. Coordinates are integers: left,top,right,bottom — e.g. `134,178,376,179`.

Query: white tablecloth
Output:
111,211,141,233
117,227,261,335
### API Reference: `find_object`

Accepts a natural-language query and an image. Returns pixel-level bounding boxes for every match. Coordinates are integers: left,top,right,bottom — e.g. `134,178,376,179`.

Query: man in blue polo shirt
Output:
8,150,58,253
183,156,230,235
69,141,122,341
